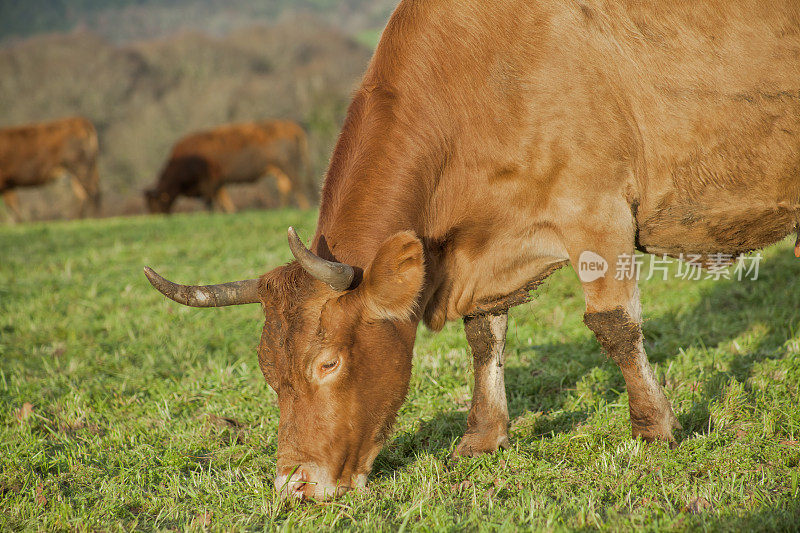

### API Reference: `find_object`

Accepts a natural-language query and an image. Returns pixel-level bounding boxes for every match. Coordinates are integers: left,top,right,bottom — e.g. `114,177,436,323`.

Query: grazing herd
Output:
0,117,313,221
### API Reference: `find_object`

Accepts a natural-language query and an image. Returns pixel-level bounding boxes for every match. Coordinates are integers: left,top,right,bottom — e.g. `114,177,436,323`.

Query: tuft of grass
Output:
1,210,799,530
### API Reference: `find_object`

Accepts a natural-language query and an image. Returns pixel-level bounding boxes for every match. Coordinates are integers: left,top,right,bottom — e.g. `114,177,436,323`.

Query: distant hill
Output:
0,16,372,220
0,0,399,46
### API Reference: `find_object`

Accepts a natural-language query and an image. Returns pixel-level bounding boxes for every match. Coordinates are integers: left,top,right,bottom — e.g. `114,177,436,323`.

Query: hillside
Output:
0,17,372,219
0,0,399,45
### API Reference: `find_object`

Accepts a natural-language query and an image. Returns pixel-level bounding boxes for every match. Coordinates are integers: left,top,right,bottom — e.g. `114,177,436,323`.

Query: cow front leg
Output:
454,312,510,457
2,190,21,222
566,201,681,445
269,168,294,208
213,186,236,214
69,175,89,218
579,272,681,445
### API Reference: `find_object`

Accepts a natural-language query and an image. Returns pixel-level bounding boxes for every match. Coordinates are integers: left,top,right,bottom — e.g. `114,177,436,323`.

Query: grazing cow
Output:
0,117,100,221
144,0,800,500
145,120,314,214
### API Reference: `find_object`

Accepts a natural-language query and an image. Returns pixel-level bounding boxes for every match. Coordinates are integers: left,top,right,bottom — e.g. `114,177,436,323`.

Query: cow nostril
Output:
291,484,307,501
276,467,309,500
282,468,318,501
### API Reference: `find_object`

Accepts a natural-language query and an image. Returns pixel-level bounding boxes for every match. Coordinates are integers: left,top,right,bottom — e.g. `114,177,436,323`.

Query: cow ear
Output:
359,231,424,321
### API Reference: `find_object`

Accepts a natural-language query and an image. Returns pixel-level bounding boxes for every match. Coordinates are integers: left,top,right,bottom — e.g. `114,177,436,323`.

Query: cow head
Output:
144,228,425,500
144,189,174,214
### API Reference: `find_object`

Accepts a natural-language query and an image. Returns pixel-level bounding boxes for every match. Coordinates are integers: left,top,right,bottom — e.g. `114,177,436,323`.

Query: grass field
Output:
1,209,799,531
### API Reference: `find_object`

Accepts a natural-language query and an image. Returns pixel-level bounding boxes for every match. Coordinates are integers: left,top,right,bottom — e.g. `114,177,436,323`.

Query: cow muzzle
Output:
274,464,367,501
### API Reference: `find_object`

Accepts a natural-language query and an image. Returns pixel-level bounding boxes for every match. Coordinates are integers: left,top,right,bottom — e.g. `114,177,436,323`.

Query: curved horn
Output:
143,266,261,307
287,227,354,291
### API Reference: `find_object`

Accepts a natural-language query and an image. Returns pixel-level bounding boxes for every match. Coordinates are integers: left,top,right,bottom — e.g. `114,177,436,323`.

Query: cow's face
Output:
144,189,173,214
143,229,425,501
259,231,424,500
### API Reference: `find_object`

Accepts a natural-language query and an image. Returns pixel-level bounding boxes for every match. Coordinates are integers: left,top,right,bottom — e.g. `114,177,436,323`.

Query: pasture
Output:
1,210,799,531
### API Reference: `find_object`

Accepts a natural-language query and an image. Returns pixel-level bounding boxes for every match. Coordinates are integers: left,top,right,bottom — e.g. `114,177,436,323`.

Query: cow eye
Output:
314,351,342,381
320,359,339,372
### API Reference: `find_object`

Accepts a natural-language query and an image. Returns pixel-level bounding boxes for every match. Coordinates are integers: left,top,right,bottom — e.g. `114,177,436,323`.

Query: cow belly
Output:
638,152,800,256
222,148,274,184
638,182,800,257
639,201,798,258
637,95,800,256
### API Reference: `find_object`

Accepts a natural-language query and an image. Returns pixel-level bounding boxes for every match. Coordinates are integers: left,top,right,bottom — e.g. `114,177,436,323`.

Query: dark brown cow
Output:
0,117,100,221
145,120,314,214
144,0,800,500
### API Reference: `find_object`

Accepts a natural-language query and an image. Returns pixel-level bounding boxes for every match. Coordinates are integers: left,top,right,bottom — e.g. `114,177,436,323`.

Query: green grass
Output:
1,210,799,531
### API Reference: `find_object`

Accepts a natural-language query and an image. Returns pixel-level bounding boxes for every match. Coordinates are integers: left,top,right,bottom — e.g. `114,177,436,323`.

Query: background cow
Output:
145,120,315,214
145,0,800,501
0,116,100,221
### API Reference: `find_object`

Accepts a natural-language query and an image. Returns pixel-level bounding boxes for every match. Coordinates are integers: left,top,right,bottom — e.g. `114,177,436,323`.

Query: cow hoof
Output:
632,411,682,449
453,431,509,458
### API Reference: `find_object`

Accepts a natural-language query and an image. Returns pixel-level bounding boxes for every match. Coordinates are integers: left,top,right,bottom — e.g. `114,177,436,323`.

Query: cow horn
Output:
287,227,354,291
143,267,261,307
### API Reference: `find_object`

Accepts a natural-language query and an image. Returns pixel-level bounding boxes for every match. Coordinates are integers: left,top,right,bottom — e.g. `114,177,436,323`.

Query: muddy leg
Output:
214,187,236,214
454,312,511,457
564,197,681,445
579,268,681,445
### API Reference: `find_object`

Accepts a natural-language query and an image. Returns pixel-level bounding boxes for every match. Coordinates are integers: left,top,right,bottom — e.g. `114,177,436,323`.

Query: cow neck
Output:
310,86,434,272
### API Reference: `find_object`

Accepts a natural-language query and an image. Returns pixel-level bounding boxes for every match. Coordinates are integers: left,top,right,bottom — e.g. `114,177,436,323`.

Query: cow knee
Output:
583,306,642,366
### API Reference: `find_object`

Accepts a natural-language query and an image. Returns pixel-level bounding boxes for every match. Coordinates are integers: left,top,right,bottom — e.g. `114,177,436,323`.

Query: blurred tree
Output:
0,16,372,219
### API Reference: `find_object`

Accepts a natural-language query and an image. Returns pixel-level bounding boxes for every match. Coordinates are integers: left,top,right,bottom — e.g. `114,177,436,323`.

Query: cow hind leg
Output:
271,169,296,208
454,312,511,457
294,190,311,210
274,168,310,209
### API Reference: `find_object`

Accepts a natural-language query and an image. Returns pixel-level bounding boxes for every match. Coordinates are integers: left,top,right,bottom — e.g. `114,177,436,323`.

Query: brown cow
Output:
144,0,800,500
0,117,100,221
145,120,314,214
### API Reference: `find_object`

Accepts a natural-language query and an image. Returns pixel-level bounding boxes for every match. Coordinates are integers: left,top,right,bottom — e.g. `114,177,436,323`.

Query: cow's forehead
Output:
260,261,359,322
258,263,350,361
